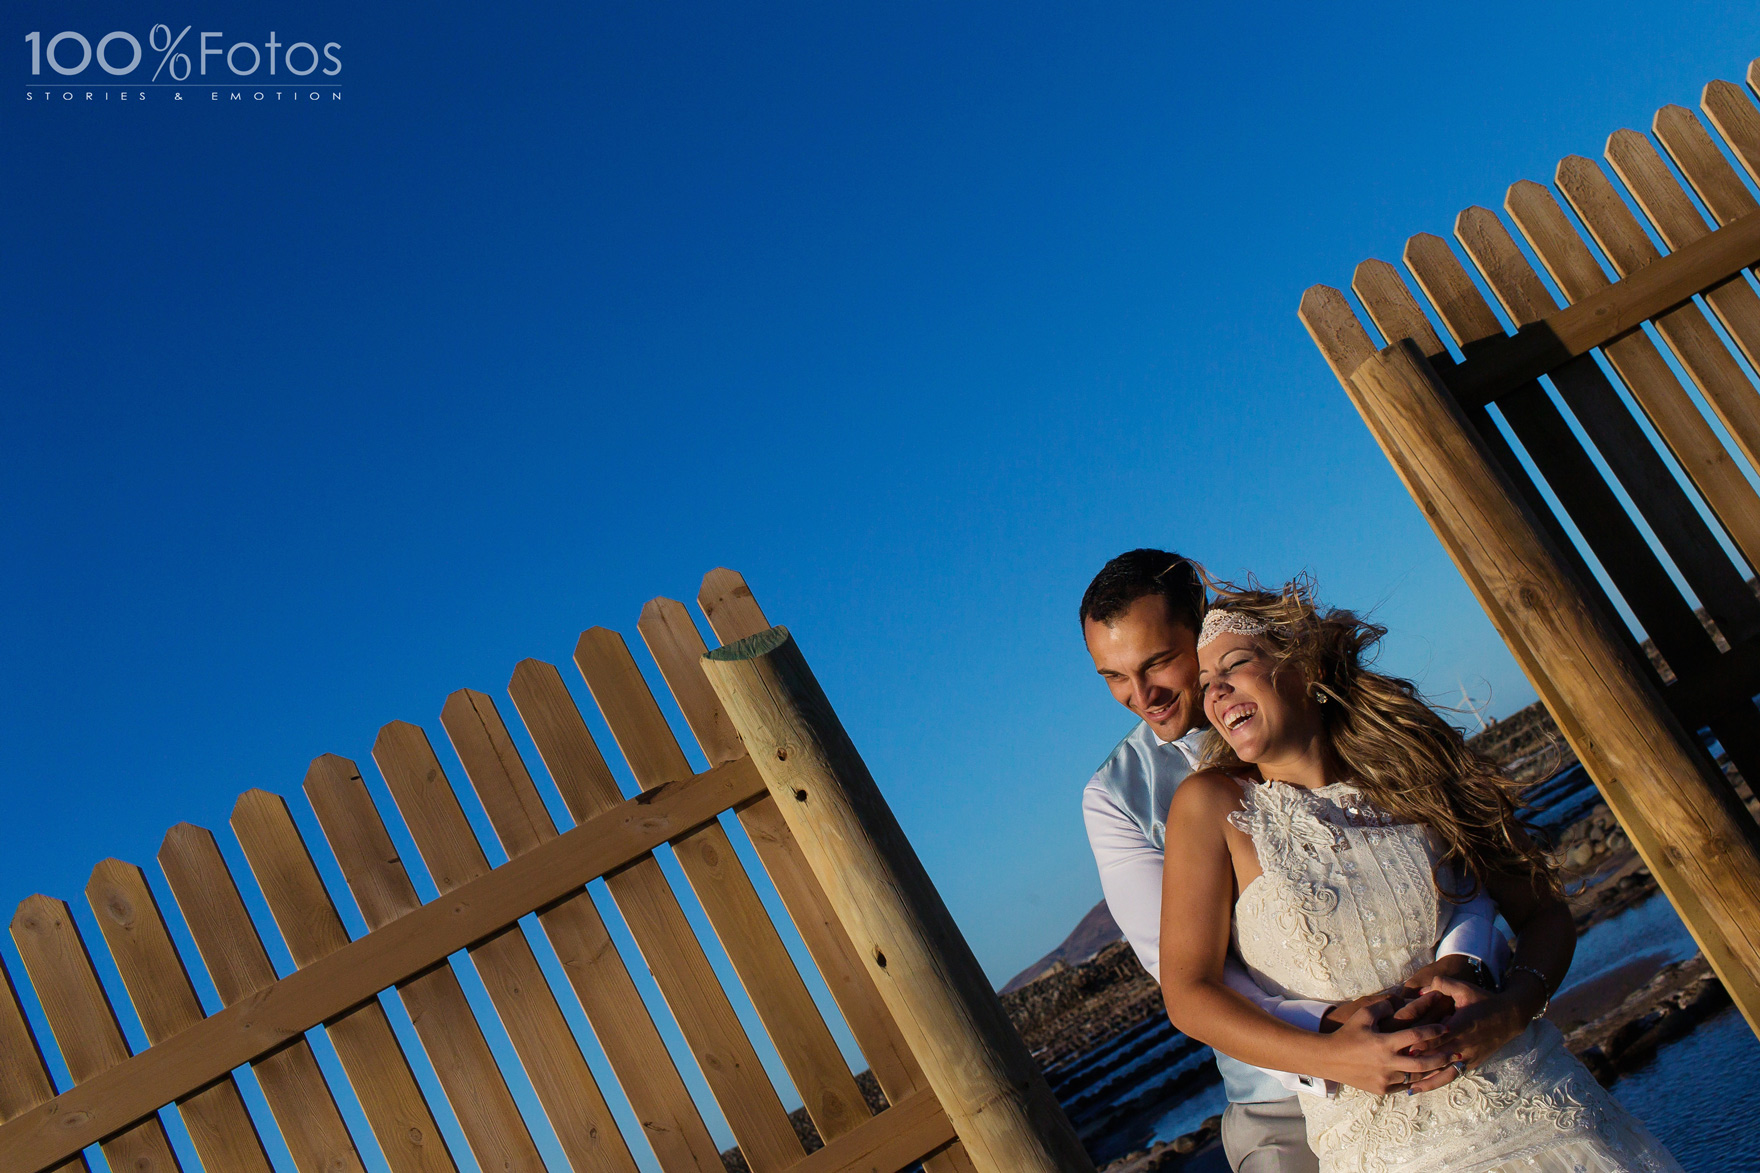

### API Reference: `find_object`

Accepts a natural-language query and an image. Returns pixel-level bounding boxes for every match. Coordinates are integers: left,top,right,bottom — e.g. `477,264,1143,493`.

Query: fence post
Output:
701,629,1095,1173
1351,339,1760,1034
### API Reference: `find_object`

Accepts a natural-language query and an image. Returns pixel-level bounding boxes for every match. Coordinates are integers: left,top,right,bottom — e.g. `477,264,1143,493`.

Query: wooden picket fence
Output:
1300,58,1760,1035
0,570,1089,1173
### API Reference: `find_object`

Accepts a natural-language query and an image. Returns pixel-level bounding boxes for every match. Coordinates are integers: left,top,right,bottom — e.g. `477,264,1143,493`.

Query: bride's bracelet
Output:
1503,963,1554,1020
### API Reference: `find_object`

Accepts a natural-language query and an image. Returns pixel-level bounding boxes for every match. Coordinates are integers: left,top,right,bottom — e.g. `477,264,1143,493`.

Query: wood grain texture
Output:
1354,242,1720,675
506,657,804,1173
703,630,1093,1173
687,576,978,1173
1506,178,1760,594
231,790,458,1173
1435,212,1760,643
638,600,747,765
438,691,724,1173
1703,78,1760,188
697,569,770,647
158,823,366,1173
1298,285,1379,383
371,722,637,1173
1655,105,1760,226
11,895,183,1173
1442,197,1760,406
576,628,868,1147
782,1089,957,1173
1351,258,1450,359
655,588,926,1102
304,754,546,1173
1318,262,1647,687
87,859,275,1173
1346,339,1760,1037
1611,121,1760,407
1555,155,1760,476
0,956,88,1173
0,760,764,1173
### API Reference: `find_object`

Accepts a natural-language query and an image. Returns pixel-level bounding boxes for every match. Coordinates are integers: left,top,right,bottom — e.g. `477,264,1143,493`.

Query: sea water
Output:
1612,1005,1760,1171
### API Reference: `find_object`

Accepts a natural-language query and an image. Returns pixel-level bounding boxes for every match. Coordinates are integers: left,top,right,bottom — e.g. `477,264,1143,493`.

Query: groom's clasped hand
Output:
1318,952,1515,1096
1309,988,1453,1096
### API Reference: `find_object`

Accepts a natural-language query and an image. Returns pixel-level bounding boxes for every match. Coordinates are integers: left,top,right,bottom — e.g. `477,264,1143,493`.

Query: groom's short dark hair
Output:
1080,549,1206,634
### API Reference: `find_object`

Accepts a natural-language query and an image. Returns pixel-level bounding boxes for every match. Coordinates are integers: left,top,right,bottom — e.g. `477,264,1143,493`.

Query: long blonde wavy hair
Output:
1199,576,1559,901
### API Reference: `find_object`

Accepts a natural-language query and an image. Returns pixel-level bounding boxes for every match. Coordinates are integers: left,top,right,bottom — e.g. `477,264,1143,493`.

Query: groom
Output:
1079,549,1505,1173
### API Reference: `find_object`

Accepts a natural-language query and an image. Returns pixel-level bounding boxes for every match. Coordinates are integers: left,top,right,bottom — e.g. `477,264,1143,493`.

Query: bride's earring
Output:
1312,686,1329,704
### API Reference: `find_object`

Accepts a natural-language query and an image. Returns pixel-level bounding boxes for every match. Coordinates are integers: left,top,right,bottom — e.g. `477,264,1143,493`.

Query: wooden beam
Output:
1349,339,1760,1036
0,754,767,1173
783,1089,957,1173
702,630,1095,1173
1444,206,1760,405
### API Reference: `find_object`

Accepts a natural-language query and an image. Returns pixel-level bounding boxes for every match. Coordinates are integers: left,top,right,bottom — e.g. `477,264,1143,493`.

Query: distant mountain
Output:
1000,899,1124,993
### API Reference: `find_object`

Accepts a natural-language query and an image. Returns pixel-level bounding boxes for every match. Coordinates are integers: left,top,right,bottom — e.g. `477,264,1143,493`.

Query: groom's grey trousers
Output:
1221,1099,1320,1173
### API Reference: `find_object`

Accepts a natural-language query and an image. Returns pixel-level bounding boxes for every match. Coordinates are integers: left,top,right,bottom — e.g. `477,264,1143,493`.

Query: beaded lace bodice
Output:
1229,779,1447,1004
1227,778,1681,1173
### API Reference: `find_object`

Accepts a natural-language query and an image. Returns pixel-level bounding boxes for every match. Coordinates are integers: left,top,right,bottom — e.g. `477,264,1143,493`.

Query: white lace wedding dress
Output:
1228,777,1682,1173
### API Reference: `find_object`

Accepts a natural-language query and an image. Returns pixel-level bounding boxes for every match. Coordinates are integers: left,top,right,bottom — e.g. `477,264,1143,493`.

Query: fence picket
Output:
1555,155,1760,475
643,594,923,1101
4,572,1071,1173
157,824,366,1173
1450,197,1760,588
85,860,274,1173
302,754,547,1173
1654,106,1759,226
229,791,457,1173
504,658,804,1173
1301,281,1626,682
1354,253,1717,675
575,628,868,1146
1702,77,1760,187
437,690,725,1173
1414,218,1760,641
1608,124,1760,406
10,895,182,1173
370,722,638,1173
0,957,87,1173
698,568,770,642
681,579,981,1173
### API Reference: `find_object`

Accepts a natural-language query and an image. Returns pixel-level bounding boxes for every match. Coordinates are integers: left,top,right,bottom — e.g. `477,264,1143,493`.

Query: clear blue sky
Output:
6,0,1759,1154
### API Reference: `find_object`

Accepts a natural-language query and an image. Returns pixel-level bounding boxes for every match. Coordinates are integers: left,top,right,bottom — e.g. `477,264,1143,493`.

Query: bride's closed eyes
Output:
1200,649,1257,693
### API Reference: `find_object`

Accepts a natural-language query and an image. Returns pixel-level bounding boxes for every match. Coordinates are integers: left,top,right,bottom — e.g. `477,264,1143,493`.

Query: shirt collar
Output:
1147,723,1206,769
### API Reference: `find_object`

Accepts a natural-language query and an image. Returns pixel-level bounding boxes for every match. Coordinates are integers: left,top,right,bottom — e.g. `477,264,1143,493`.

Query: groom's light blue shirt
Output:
1083,720,1505,1104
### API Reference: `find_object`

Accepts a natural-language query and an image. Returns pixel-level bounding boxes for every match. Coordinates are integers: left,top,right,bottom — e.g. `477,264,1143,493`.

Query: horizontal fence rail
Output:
0,570,999,1173
1300,56,1760,1035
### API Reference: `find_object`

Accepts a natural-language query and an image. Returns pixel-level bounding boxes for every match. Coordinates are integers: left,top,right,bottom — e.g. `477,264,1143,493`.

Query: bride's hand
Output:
1317,995,1454,1095
1402,975,1534,1093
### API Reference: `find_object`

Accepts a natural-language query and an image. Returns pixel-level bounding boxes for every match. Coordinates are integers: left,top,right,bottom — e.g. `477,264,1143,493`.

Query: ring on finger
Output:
1451,1060,1467,1075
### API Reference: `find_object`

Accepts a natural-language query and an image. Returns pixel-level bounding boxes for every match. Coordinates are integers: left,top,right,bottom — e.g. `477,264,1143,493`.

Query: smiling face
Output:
1084,593,1203,742
1198,630,1322,766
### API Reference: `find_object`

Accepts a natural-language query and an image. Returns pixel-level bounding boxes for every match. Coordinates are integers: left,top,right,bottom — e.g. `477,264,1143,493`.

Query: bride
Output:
1158,579,1681,1173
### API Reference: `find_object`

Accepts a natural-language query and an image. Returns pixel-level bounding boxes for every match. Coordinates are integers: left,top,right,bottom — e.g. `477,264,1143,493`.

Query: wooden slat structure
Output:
0,571,1085,1173
1300,58,1760,1036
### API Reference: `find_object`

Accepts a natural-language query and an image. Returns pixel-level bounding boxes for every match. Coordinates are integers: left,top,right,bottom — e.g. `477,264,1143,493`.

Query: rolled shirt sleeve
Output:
1436,887,1512,979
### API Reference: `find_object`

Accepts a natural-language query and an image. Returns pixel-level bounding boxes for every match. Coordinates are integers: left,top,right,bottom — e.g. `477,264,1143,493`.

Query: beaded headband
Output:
1197,608,1270,649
